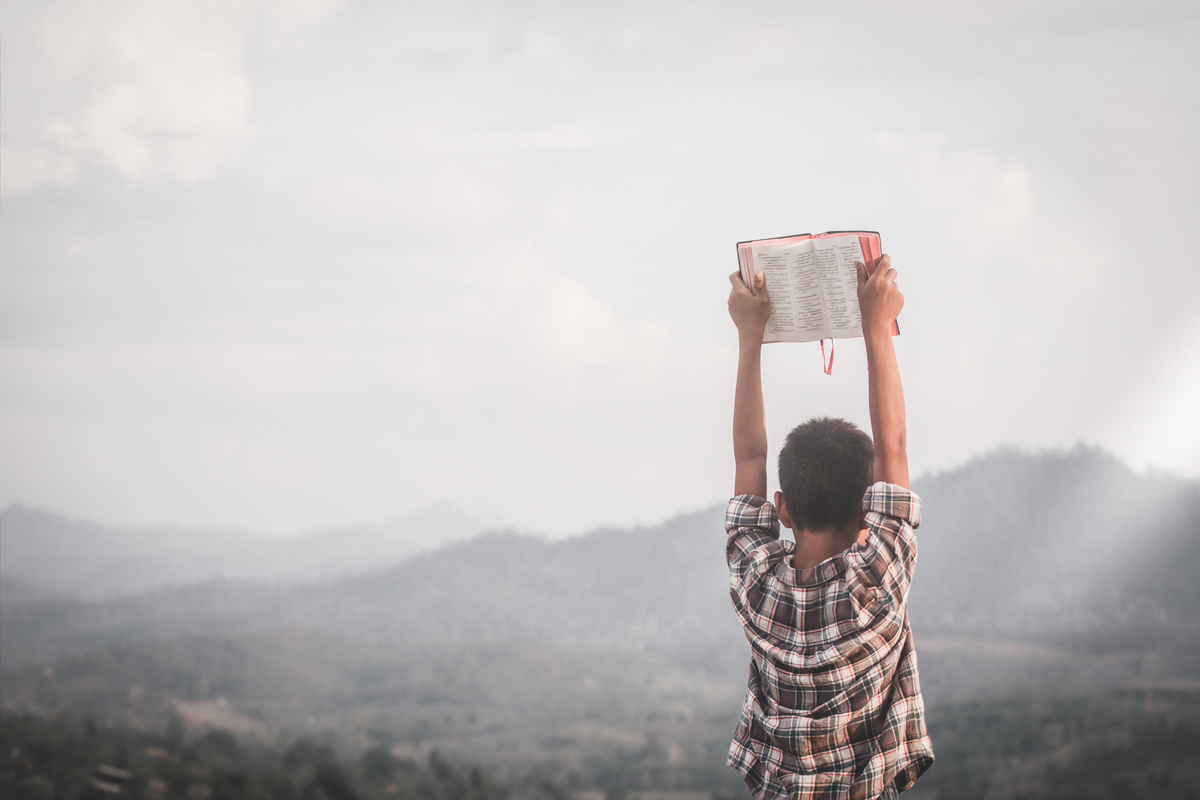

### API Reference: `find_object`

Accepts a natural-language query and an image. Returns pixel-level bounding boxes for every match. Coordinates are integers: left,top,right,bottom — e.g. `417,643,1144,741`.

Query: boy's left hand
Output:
728,271,771,339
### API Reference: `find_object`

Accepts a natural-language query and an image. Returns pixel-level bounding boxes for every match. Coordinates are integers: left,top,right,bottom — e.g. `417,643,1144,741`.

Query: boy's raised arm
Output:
856,255,909,489
728,272,772,499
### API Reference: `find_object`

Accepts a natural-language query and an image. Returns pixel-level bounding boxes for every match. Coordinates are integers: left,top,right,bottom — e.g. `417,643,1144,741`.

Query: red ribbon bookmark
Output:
820,339,834,375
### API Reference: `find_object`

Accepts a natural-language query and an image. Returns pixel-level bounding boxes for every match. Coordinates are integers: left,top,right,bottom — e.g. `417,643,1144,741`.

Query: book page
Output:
813,235,866,339
753,240,829,343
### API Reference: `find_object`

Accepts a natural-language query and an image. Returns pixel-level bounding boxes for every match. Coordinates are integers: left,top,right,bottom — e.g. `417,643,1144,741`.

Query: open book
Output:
736,230,897,344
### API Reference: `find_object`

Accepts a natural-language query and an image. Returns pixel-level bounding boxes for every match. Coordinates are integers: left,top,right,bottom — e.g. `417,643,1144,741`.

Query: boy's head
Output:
776,417,874,532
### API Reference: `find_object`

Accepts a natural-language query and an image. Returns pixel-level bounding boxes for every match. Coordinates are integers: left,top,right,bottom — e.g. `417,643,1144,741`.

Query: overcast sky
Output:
2,0,1198,537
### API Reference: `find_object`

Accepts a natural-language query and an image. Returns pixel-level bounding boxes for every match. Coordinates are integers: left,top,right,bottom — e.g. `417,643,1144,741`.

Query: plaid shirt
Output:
725,483,934,800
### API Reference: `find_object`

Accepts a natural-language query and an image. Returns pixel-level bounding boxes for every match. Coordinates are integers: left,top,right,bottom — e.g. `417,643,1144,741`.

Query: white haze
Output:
1,0,1197,536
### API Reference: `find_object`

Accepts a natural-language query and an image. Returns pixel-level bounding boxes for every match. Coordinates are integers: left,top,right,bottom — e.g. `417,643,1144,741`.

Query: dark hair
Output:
777,417,874,531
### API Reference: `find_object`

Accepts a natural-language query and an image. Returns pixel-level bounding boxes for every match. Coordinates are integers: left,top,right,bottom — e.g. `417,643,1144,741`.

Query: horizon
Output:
2,439,1190,540
3,0,1198,537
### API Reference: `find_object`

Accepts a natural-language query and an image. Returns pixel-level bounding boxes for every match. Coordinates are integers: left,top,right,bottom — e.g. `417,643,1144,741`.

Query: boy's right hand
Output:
728,271,771,340
855,254,903,337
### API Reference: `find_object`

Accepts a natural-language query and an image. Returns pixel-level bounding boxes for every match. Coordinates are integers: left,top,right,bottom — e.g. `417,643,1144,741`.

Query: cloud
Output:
873,132,1035,238
380,261,666,396
524,271,658,364
468,126,601,149
0,0,344,196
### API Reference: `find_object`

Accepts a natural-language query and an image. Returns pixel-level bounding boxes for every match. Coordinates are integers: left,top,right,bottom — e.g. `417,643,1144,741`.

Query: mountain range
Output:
2,445,1198,792
0,502,497,601
2,446,1197,675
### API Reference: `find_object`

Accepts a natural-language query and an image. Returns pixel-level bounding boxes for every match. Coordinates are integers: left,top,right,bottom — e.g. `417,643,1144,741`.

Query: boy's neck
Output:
790,525,868,571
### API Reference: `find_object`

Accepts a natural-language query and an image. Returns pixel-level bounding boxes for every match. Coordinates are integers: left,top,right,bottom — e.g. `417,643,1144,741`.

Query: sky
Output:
2,0,1198,537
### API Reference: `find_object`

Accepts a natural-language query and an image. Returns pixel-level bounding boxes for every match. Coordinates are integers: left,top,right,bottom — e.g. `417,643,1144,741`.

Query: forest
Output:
5,688,1199,800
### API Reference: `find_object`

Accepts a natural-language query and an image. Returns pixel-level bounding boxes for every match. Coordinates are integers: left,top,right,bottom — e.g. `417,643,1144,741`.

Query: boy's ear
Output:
774,491,795,530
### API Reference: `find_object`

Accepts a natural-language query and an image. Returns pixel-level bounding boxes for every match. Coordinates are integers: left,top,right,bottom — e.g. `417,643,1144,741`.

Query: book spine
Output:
854,233,900,337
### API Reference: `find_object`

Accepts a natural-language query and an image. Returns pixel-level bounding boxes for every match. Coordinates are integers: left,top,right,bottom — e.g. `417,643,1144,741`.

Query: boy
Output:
724,255,933,800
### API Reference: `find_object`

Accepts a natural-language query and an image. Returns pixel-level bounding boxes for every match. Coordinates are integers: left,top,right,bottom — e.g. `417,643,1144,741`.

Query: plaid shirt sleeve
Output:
861,481,922,603
725,494,783,581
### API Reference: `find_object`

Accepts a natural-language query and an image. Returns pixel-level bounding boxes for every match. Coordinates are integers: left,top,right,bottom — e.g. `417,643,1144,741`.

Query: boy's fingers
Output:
870,254,891,281
755,272,766,290
855,261,867,287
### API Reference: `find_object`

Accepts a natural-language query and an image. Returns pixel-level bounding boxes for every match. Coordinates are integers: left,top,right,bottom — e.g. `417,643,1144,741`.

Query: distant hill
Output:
301,448,1200,649
0,503,499,600
2,447,1197,675
0,506,743,672
910,447,1200,640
